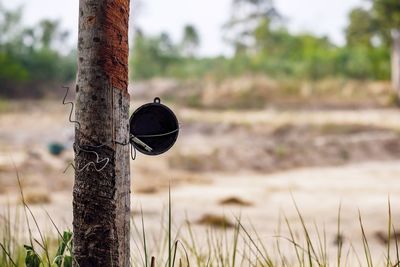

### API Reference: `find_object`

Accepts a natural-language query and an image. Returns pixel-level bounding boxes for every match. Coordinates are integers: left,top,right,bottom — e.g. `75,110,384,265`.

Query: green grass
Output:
0,179,398,266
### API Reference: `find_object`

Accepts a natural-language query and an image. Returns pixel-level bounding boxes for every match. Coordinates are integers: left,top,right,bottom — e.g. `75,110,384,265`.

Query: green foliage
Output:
373,0,400,40
21,231,73,267
0,193,399,266
24,245,40,267
181,25,200,57
130,30,180,80
130,3,392,82
346,7,376,47
223,0,279,52
251,19,338,79
0,52,29,81
0,5,76,98
54,231,73,267
0,0,396,95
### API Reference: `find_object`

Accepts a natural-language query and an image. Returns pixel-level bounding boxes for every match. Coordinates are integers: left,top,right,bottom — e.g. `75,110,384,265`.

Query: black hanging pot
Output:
129,97,179,156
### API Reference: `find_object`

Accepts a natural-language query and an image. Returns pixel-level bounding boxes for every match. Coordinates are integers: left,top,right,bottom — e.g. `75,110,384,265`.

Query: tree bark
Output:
391,29,400,96
73,0,130,266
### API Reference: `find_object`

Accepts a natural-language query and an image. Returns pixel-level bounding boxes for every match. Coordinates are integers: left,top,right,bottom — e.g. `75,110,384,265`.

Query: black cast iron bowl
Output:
129,97,179,156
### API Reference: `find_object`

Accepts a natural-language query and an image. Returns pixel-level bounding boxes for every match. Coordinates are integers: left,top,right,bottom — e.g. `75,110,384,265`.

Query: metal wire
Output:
128,125,182,154
64,143,110,173
114,140,130,146
62,86,81,130
130,144,136,160
64,160,109,173
62,86,180,171
62,85,111,172
134,128,180,138
130,136,153,152
114,138,137,160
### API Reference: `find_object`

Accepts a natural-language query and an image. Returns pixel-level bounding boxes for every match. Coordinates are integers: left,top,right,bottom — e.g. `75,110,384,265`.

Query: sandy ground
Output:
0,100,400,264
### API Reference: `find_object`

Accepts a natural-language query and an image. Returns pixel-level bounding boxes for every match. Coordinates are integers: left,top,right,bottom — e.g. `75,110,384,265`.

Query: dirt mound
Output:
169,122,400,173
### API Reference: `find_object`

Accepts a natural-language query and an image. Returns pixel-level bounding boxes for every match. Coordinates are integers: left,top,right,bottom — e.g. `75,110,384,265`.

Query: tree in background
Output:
373,0,400,94
128,0,393,82
0,0,396,89
37,20,70,50
181,25,200,57
0,4,76,98
346,7,376,47
343,6,390,80
0,4,28,85
223,0,279,54
159,32,175,54
252,18,337,79
130,29,180,79
0,3,22,46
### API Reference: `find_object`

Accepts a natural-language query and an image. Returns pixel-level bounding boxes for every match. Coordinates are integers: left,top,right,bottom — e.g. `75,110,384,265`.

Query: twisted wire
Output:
62,86,111,172
64,144,110,173
62,86,81,130
62,86,180,172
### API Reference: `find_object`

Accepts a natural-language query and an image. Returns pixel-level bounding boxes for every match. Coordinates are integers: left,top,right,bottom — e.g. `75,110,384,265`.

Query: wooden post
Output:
73,0,130,266
392,29,400,97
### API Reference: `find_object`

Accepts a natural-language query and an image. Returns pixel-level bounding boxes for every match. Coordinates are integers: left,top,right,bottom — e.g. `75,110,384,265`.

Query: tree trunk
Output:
391,29,400,96
73,0,130,266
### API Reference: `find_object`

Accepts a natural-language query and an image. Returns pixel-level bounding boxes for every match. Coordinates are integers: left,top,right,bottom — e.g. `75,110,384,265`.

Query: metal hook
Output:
62,87,166,172
130,144,136,160
114,138,137,161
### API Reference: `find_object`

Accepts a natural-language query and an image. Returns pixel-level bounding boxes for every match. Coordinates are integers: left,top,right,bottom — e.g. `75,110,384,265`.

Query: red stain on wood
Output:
101,0,130,91
86,16,96,26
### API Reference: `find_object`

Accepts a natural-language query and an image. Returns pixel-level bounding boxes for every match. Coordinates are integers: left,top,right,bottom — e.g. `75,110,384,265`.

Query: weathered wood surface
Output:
73,0,130,266
392,29,400,96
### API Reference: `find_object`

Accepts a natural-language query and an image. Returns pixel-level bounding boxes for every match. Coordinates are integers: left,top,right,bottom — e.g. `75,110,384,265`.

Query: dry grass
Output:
218,197,253,207
374,230,400,245
136,186,159,195
157,76,395,110
1,186,400,266
195,214,234,228
21,188,51,205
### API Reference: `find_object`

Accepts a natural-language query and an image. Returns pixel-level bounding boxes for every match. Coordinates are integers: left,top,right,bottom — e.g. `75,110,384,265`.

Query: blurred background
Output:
1,0,400,263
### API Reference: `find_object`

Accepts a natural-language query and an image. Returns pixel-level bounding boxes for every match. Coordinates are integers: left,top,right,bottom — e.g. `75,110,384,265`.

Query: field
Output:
0,79,400,265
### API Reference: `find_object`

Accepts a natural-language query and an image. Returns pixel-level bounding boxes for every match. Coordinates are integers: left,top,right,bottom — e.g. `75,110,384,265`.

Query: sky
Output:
4,0,368,56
